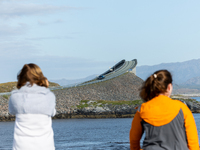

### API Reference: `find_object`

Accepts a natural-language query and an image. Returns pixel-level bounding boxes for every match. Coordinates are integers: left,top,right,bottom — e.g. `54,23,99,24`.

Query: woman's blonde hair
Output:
17,63,48,89
140,70,172,102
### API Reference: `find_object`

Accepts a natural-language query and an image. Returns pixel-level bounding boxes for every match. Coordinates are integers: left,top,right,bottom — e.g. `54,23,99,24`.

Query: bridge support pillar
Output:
130,67,136,75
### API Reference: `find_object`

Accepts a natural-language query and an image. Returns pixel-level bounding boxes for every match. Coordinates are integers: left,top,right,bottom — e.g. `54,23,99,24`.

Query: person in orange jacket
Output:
130,70,199,150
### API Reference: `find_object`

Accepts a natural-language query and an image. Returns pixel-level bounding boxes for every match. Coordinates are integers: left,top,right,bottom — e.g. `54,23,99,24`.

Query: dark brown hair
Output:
140,70,172,102
17,63,48,89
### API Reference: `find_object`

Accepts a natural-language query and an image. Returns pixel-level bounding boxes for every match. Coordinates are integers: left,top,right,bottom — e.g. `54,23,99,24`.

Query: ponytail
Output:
140,70,172,102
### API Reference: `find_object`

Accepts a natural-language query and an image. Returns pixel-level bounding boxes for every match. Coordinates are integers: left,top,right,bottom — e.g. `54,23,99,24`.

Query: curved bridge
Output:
77,59,137,86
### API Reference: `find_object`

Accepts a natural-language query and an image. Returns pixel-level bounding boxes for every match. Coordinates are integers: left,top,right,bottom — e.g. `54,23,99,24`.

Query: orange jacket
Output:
130,95,199,150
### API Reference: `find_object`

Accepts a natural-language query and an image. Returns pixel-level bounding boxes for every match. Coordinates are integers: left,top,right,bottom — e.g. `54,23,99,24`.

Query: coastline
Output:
1,96,200,122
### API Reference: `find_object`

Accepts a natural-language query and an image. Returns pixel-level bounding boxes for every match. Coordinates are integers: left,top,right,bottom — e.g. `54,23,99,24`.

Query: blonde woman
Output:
9,63,56,150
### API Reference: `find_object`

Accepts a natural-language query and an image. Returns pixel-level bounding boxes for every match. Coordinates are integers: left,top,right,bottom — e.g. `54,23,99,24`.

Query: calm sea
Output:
191,97,200,102
1,97,200,150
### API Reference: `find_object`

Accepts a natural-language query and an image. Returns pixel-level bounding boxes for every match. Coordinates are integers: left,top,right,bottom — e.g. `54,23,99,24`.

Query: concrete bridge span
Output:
77,59,137,86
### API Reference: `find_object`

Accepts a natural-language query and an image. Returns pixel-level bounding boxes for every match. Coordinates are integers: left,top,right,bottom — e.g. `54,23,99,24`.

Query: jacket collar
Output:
12,82,49,94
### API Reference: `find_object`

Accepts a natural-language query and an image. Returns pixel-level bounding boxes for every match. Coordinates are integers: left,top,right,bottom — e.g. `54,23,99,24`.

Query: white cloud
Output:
0,41,41,58
0,23,29,36
0,2,80,19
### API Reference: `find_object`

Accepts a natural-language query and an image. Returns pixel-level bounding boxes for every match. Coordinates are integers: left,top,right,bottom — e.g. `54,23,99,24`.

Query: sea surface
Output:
0,97,200,150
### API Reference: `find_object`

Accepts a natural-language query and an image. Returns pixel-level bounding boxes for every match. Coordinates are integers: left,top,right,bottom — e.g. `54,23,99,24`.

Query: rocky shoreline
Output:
0,96,200,121
53,101,140,119
53,98,200,119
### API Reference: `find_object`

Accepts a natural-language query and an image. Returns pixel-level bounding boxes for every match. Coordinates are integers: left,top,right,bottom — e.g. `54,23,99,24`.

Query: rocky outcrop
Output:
172,96,200,113
52,72,144,119
53,72,143,114
53,101,140,119
0,96,15,121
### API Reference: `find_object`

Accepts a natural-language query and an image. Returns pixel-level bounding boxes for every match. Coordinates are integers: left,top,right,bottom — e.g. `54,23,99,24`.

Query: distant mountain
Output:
176,76,200,90
50,74,98,86
184,76,200,85
136,59,200,84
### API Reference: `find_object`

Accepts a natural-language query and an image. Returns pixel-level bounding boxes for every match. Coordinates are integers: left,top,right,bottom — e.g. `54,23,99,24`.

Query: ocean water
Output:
0,118,132,150
0,97,200,150
53,118,131,150
191,97,200,102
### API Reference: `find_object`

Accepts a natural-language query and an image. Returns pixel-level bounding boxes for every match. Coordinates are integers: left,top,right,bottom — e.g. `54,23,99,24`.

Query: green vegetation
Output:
0,82,17,93
0,81,60,93
48,82,60,87
2,95,10,100
77,99,143,109
76,96,200,109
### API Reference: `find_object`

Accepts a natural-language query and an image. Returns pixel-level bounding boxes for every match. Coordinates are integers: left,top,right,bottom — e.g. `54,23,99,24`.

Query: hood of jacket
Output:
12,82,50,95
139,95,184,126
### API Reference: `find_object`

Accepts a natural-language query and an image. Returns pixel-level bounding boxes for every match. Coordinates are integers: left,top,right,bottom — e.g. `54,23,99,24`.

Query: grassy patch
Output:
2,95,10,99
77,101,90,109
0,82,17,93
76,99,143,109
49,82,60,87
0,81,60,93
96,100,142,105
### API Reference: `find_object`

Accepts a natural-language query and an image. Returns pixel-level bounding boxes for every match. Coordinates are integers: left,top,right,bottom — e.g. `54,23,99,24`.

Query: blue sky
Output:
1,0,200,83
